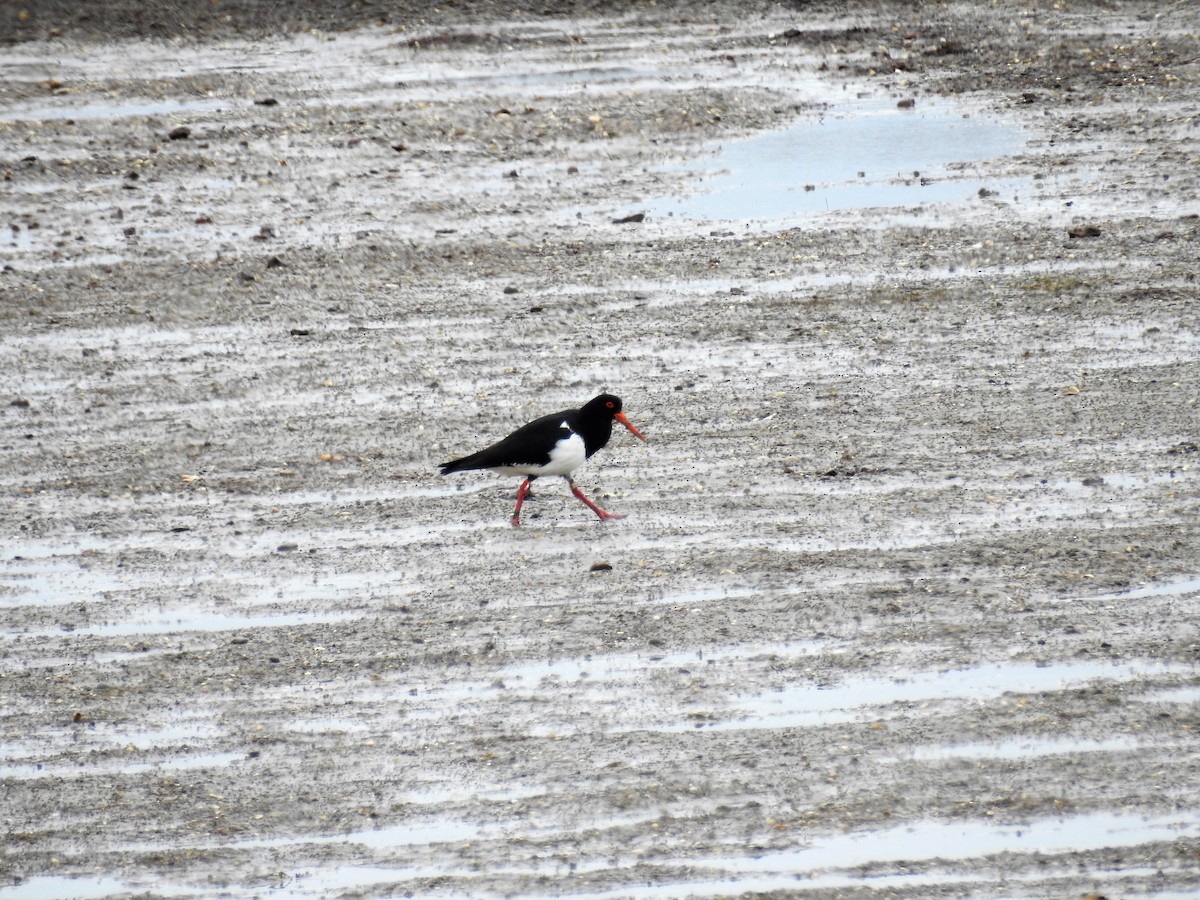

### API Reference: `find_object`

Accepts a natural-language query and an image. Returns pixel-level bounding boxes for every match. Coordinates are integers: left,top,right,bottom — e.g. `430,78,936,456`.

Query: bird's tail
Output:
439,454,480,476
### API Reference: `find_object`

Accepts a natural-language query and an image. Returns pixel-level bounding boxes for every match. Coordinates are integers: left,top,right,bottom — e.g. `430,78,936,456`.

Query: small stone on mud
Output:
276,542,298,552
254,97,279,106
612,212,645,224
590,561,613,572
1068,224,1102,238
167,126,191,140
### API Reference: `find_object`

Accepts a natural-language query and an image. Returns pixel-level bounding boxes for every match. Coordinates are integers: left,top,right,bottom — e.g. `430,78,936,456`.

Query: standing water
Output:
642,97,1028,221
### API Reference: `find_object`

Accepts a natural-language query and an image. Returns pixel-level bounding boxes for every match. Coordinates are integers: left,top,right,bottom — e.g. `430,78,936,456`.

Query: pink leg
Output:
568,479,625,521
511,477,533,527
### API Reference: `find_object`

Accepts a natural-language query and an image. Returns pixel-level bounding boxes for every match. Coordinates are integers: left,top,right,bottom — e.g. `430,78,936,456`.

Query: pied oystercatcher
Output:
439,393,645,526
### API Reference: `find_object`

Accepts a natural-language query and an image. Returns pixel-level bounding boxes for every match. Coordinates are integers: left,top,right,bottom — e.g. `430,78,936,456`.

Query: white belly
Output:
494,430,586,477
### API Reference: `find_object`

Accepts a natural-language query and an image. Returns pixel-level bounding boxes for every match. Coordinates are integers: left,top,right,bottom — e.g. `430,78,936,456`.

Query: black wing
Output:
439,409,574,474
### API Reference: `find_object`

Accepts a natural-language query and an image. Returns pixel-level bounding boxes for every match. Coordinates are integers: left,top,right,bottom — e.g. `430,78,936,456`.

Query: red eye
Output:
606,401,614,408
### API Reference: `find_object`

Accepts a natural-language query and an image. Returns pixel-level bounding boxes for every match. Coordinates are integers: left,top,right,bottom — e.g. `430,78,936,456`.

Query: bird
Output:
439,393,645,527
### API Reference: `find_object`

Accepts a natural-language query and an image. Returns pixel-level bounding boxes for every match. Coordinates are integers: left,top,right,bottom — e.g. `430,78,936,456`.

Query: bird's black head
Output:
586,393,623,415
584,393,645,441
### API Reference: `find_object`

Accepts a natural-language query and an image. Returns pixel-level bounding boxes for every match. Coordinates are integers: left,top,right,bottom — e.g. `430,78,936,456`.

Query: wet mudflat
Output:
2,2,1199,897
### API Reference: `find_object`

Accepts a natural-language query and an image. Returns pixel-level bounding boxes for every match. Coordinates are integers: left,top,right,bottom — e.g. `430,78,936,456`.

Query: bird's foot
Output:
568,480,626,523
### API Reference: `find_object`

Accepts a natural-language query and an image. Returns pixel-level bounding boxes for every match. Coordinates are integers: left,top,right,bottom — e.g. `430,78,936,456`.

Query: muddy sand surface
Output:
2,2,1199,897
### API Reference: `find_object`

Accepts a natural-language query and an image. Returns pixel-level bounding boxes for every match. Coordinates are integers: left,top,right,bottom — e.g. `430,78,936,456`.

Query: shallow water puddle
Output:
393,64,661,92
664,658,1192,733
1050,469,1187,494
572,811,1200,900
1098,575,1200,601
0,553,132,609
391,638,827,726
1,546,388,637
0,748,243,782
100,721,224,748
0,875,200,900
639,97,1028,222
4,608,361,639
903,734,1144,761
0,96,226,124
41,810,1197,899
0,714,229,780
232,816,490,851
371,643,1193,740
395,779,546,807
494,637,820,685
652,584,758,607
0,863,467,900
1032,572,1200,610
1144,684,1200,705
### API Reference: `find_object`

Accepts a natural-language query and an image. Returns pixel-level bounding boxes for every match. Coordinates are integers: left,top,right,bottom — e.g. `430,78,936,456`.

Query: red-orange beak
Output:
614,411,646,442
